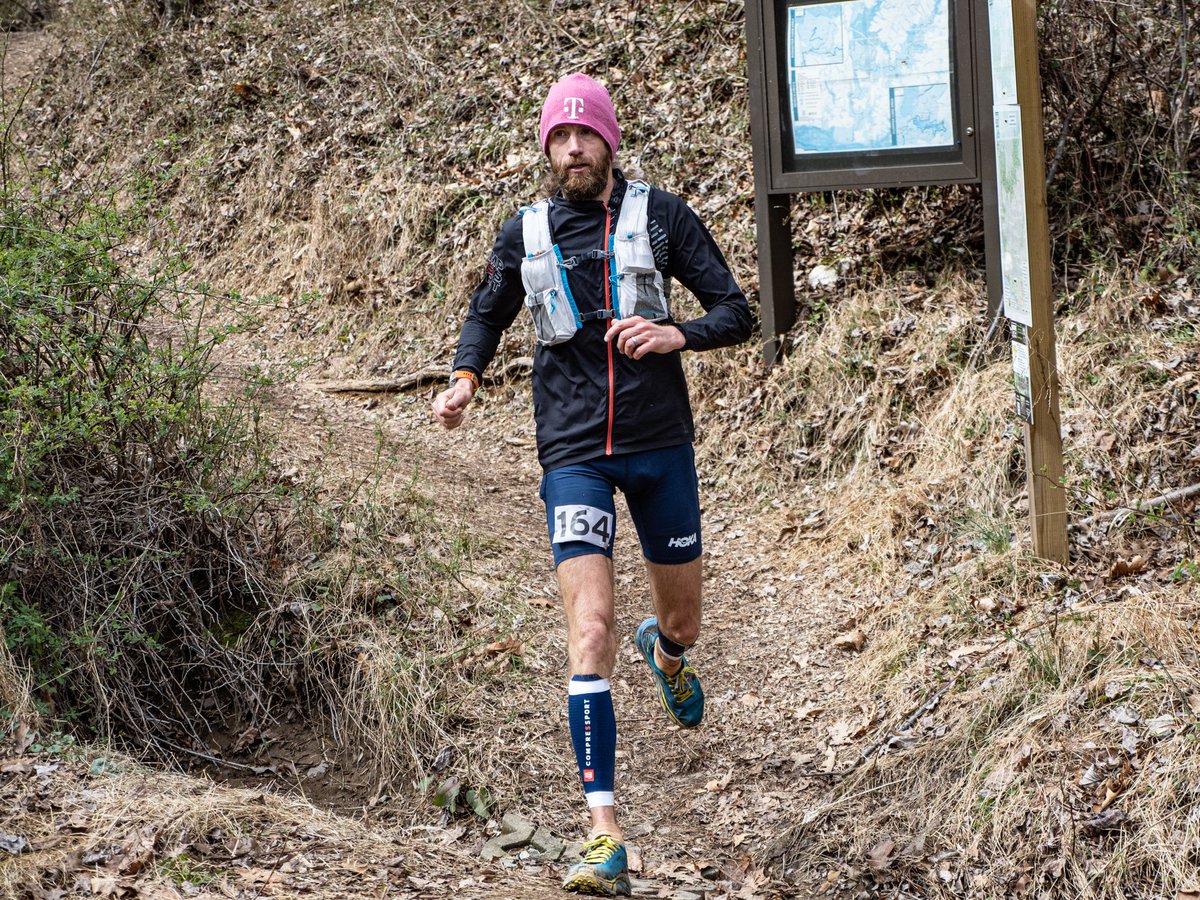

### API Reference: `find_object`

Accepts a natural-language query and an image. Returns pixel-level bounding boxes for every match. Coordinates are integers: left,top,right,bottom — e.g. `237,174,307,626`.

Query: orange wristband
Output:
451,369,480,395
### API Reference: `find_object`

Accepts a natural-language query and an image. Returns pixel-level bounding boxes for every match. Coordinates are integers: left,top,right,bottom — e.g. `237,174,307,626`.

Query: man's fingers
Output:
607,317,675,358
605,316,643,343
435,407,464,429
625,325,660,357
431,385,472,430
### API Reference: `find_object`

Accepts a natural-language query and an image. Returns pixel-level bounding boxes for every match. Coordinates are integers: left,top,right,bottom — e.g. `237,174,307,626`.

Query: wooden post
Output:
744,0,795,366
755,195,795,367
1012,0,1068,562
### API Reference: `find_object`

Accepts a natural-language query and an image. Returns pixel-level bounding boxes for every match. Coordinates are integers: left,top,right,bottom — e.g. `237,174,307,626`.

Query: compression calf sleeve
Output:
568,675,617,808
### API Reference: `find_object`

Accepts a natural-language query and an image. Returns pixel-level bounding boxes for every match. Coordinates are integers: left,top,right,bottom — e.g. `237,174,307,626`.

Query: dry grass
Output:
18,0,751,383
0,744,562,899
245,459,479,789
787,585,1200,898
0,631,35,724
756,267,1200,895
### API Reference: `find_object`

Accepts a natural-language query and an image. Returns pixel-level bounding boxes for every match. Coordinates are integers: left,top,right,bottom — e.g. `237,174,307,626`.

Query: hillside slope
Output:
3,2,1200,898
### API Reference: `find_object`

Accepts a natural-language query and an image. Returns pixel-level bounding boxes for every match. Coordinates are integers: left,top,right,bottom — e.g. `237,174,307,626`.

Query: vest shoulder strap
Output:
611,181,668,322
615,180,651,241
520,199,553,258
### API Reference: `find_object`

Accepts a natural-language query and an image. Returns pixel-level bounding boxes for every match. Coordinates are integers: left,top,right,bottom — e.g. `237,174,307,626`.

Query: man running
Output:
432,73,751,896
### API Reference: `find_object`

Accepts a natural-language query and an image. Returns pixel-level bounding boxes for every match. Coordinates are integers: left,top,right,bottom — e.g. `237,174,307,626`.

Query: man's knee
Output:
572,618,616,666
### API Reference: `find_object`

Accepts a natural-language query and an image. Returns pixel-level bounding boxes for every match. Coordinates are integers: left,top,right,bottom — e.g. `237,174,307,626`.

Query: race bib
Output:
552,504,614,550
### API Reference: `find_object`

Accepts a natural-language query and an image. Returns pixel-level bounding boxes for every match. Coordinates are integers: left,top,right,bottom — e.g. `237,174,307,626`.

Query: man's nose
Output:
566,133,584,155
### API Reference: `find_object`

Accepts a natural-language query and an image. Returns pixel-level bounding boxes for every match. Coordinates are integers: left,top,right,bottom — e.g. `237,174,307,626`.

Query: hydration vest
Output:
519,180,670,346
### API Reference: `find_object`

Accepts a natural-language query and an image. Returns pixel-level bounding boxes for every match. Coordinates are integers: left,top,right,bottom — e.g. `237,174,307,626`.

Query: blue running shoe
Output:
635,617,704,728
562,834,631,896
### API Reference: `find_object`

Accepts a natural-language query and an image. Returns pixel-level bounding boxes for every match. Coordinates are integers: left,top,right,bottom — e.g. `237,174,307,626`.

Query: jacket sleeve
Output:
451,215,526,378
657,192,753,352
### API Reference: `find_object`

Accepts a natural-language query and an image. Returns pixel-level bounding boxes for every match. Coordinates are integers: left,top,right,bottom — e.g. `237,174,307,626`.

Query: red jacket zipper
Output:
603,204,614,456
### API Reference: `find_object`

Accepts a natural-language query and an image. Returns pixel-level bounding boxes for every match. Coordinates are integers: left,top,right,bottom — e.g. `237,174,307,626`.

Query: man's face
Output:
547,124,612,201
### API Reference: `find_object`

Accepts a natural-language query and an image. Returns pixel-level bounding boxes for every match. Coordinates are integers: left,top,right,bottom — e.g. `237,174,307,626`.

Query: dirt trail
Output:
2,29,53,101
260,362,863,898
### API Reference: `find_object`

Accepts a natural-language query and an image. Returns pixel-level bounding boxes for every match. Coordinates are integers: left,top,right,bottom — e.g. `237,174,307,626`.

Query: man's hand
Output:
605,316,686,360
432,378,475,430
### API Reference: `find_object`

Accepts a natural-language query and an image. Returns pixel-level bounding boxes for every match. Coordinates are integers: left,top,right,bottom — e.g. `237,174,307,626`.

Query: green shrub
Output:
0,176,282,745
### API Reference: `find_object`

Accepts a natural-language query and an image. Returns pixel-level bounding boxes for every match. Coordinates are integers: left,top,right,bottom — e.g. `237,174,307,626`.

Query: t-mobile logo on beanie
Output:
539,73,621,156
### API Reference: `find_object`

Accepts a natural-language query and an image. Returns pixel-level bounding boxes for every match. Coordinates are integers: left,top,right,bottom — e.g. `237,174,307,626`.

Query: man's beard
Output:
546,149,612,201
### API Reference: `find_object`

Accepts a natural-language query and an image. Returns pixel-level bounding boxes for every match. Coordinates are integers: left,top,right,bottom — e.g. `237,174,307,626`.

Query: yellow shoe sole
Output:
561,870,631,896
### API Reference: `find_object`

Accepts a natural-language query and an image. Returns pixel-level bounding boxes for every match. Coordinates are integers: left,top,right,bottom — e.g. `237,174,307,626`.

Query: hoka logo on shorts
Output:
667,533,697,549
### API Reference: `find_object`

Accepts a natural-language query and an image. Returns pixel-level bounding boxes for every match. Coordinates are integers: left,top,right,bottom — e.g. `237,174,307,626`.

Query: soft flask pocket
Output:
614,231,668,322
631,271,668,322
525,288,578,346
614,231,656,272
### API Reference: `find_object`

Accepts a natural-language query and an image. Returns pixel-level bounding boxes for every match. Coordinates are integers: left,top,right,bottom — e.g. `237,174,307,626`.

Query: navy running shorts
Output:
539,443,702,567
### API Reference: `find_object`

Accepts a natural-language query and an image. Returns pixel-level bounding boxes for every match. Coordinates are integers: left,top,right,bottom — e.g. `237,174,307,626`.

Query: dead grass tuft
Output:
0,630,35,724
690,272,997,500
0,745,558,899
788,585,1200,897
241,459,487,790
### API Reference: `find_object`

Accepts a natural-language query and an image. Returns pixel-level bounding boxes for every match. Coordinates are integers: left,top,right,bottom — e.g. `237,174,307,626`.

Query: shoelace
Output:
666,665,696,703
581,835,622,864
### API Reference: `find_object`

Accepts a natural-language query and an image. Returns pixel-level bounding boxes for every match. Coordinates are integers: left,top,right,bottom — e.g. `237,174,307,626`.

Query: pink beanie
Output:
538,73,621,158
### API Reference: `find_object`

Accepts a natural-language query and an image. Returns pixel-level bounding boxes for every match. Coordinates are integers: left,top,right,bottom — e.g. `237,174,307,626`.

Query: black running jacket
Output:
451,172,752,471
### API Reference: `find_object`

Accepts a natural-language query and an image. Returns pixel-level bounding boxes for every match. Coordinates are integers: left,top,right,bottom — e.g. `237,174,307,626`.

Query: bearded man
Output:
432,73,751,896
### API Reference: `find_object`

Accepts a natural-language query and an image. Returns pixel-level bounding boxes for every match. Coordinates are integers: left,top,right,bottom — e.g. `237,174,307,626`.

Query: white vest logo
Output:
668,533,697,549
564,97,585,119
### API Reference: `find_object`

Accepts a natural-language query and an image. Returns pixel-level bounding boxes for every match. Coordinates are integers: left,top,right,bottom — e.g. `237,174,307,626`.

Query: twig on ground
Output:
314,357,533,394
1078,481,1200,529
154,737,271,773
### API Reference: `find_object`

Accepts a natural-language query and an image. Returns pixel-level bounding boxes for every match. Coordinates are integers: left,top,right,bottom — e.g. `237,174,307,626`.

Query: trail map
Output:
787,0,955,154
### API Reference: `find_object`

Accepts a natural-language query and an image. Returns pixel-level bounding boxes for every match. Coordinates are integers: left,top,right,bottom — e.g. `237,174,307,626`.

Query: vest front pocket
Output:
614,232,656,273
630,271,668,322
526,288,579,346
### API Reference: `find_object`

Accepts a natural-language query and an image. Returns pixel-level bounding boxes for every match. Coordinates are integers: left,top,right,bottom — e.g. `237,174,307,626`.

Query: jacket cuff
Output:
675,322,694,352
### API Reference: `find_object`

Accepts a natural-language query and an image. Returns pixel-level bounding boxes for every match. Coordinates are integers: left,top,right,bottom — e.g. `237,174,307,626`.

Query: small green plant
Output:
972,791,997,827
1170,559,1200,582
158,855,219,886
28,728,78,756
88,755,120,776
956,508,1013,554
422,774,494,820
1019,635,1063,688
0,583,64,687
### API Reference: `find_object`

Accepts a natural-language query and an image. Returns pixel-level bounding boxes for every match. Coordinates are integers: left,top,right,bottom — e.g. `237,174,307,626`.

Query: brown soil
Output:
1,30,52,93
